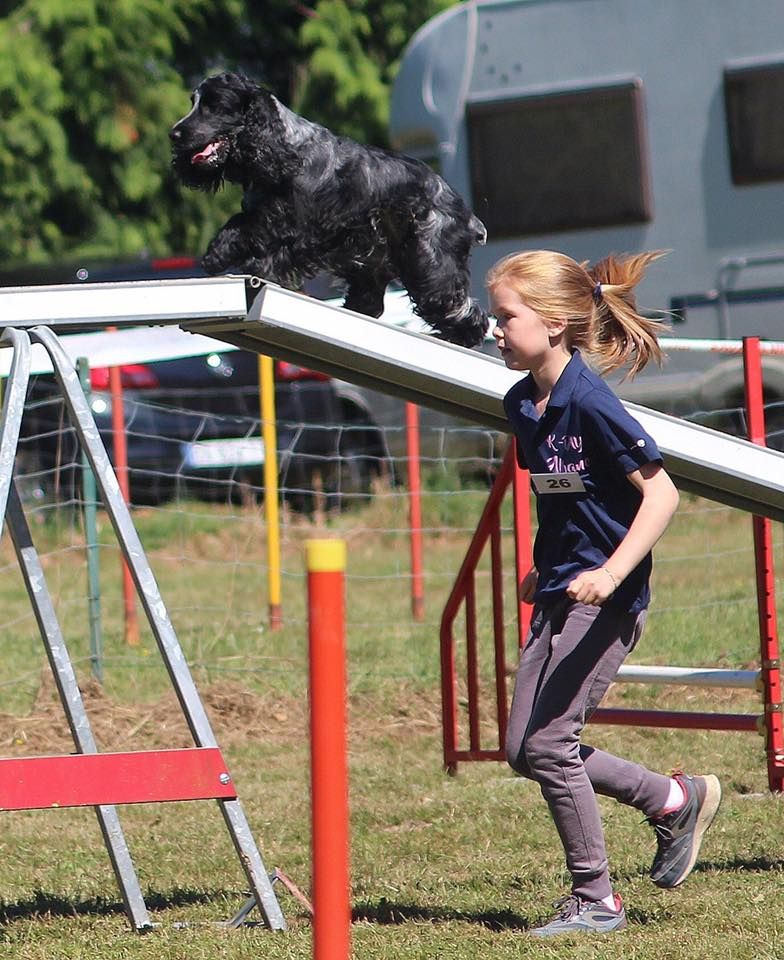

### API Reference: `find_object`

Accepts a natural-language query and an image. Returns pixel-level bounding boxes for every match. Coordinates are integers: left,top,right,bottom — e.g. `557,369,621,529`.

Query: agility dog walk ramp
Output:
187,282,784,523
2,273,783,516
0,275,250,331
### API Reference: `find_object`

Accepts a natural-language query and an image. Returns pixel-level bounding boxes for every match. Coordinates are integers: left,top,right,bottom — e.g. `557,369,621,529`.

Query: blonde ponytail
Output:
487,249,669,379
588,251,669,378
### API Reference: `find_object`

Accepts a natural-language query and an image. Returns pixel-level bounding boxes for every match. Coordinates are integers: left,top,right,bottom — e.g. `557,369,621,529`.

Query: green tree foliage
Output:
170,0,307,101
295,0,456,145
0,0,238,264
0,0,457,266
0,17,84,262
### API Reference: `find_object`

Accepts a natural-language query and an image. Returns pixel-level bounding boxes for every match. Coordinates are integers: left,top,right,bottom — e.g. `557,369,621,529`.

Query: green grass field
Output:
0,487,782,959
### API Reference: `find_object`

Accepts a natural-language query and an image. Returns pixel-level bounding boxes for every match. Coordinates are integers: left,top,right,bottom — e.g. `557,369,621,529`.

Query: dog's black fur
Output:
170,72,488,346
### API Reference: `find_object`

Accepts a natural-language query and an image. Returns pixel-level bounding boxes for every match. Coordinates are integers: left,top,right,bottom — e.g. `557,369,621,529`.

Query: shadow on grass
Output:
696,854,784,874
0,887,229,925
621,852,784,884
353,898,529,931
354,897,668,930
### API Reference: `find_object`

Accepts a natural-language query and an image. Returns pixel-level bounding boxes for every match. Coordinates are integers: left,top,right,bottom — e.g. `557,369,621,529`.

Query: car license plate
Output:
183,438,265,469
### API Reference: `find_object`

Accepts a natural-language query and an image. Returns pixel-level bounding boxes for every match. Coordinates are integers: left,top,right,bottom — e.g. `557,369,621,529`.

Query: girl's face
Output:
491,281,559,370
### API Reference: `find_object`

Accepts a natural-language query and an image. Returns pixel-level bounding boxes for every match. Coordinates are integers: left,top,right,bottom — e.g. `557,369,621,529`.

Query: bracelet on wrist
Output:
602,566,621,592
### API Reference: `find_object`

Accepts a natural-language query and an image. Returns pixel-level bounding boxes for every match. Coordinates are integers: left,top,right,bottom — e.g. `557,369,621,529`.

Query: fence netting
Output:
0,385,782,753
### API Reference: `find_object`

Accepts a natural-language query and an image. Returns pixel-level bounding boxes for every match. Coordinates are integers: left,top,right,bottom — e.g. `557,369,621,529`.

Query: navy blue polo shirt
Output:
503,350,662,613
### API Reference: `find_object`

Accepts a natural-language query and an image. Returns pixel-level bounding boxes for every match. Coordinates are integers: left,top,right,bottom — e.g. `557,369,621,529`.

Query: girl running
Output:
488,249,721,937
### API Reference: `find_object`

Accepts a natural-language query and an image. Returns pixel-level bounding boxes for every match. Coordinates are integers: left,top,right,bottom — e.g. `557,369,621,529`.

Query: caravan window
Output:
724,61,784,185
466,81,651,238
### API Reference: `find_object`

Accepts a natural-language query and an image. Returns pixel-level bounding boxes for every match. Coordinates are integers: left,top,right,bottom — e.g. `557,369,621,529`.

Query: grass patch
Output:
0,491,781,957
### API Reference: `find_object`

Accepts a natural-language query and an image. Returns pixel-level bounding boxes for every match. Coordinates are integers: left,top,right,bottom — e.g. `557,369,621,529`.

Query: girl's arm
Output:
519,565,538,604
566,462,679,605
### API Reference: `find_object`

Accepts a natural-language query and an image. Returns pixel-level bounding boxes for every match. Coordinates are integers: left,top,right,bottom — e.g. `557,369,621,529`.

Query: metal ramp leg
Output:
0,328,31,536
5,482,152,931
0,327,149,929
28,326,285,931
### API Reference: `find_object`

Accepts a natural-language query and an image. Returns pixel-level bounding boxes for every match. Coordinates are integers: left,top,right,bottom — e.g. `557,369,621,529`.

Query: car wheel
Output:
698,387,784,452
283,428,385,515
762,393,784,451
321,437,379,512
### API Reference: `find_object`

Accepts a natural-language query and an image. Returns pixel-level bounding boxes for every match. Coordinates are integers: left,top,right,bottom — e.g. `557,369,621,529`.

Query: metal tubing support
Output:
5,482,151,931
465,576,480,753
440,602,460,777
0,327,32,536
28,326,285,930
76,357,104,683
591,707,759,733
615,665,758,688
743,336,784,791
715,255,784,342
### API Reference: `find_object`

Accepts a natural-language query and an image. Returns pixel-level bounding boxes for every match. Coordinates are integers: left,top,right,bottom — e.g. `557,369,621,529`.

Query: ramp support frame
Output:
0,325,285,932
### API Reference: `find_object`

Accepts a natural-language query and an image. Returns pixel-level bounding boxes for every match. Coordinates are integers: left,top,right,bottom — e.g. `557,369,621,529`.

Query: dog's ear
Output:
206,72,266,119
225,72,265,108
235,88,303,183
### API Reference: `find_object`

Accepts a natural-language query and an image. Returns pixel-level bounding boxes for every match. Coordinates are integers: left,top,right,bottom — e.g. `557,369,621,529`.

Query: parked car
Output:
22,349,391,510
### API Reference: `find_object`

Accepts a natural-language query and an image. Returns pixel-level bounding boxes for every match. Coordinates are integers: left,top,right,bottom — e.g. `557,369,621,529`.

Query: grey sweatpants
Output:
505,599,672,902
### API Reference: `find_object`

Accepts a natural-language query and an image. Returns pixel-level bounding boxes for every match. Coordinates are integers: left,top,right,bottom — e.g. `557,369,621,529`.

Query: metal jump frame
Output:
440,336,784,791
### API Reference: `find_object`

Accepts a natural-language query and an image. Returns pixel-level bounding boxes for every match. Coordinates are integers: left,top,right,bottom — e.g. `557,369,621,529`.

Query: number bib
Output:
530,472,586,494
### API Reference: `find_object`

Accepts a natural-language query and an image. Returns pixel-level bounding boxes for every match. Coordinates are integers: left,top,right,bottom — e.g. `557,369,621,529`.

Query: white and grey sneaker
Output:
529,894,627,937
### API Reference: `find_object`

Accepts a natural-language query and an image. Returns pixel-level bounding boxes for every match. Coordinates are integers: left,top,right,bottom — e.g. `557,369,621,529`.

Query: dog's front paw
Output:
200,250,227,276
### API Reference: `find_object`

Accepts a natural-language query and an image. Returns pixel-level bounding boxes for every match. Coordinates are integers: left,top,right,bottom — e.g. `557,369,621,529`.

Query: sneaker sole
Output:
656,774,722,889
529,916,627,937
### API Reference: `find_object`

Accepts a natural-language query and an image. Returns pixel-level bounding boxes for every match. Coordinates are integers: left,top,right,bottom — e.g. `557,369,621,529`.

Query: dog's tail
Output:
469,214,487,246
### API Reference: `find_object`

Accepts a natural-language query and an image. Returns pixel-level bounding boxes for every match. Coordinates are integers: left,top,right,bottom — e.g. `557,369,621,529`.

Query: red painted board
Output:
0,747,237,810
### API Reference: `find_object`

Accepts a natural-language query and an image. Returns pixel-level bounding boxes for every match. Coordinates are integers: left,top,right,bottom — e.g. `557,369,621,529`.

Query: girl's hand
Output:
566,567,619,606
519,566,538,604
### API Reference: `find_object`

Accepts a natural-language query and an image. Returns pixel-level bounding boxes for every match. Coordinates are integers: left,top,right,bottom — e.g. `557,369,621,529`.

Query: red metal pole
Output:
108,358,140,647
592,707,759,732
406,402,425,621
306,539,350,960
743,337,784,792
439,448,515,772
490,519,509,750
511,443,533,650
465,576,480,752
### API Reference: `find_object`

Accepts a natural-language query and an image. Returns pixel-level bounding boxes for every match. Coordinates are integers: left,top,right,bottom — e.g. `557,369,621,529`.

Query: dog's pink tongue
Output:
191,142,221,164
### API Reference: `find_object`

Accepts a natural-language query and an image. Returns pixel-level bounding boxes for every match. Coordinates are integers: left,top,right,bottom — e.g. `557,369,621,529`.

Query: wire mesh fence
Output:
1,385,782,733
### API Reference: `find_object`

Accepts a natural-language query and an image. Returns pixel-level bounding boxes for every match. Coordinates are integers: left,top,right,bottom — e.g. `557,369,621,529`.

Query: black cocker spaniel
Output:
170,72,488,347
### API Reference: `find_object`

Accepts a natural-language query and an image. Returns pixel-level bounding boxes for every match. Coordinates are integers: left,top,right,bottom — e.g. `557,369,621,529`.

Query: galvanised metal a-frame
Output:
0,278,284,932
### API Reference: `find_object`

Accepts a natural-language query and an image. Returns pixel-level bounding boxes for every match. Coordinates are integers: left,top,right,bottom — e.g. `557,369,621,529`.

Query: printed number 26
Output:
547,478,572,489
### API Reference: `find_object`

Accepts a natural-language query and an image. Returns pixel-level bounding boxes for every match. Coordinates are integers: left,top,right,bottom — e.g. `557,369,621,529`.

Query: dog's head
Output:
170,72,300,190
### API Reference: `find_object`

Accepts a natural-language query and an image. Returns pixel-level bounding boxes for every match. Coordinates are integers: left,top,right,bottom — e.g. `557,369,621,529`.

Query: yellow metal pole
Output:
259,355,283,629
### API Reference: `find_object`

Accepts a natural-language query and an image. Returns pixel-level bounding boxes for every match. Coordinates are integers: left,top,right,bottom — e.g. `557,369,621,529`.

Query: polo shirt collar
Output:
548,349,586,409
